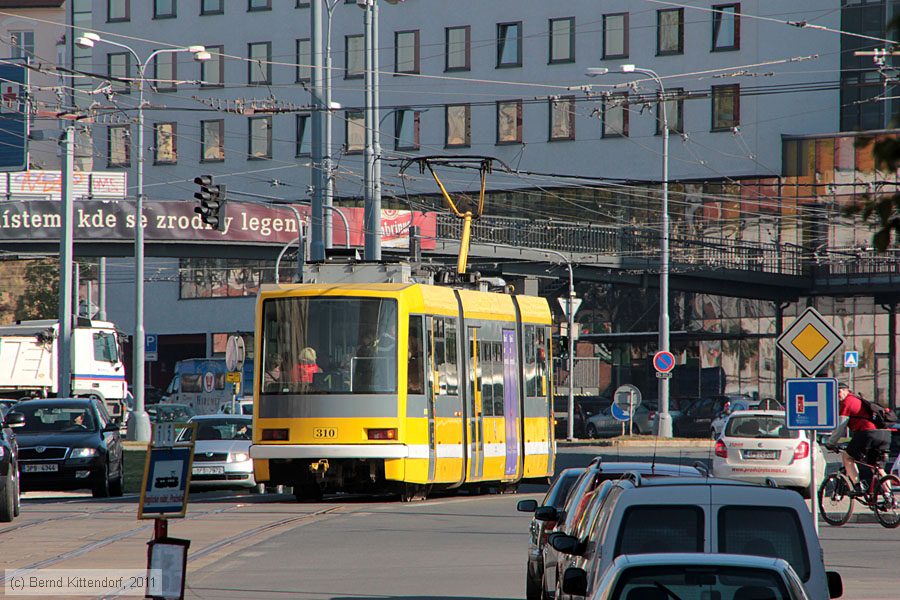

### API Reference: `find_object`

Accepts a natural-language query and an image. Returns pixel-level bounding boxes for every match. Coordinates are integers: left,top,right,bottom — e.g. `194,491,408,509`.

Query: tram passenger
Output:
263,353,284,392
291,347,321,384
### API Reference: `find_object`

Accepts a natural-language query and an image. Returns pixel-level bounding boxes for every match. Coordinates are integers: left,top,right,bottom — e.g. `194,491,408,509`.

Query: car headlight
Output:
70,448,97,458
231,452,249,462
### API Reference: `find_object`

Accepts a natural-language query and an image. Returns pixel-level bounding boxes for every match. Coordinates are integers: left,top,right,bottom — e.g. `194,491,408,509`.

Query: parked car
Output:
585,402,656,438
554,396,610,439
0,399,18,416
0,409,24,521
11,398,124,498
672,396,730,438
218,399,253,416
517,468,584,600
147,403,196,423
712,411,826,496
178,415,258,491
552,476,842,600
586,553,817,600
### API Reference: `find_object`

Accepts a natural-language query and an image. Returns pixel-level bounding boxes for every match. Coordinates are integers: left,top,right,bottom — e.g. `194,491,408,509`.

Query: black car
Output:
672,396,731,438
10,398,124,498
0,409,24,521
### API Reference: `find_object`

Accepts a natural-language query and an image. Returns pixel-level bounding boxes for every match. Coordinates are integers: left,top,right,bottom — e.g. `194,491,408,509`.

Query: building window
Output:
445,104,470,148
201,119,224,162
657,8,684,55
154,0,176,19
249,116,272,159
712,84,740,131
154,51,176,91
345,34,364,79
549,96,575,141
296,114,310,156
497,22,522,68
496,100,522,144
108,0,129,22
154,122,177,164
9,31,34,60
549,17,575,64
395,30,420,75
180,258,275,299
782,139,813,177
201,0,223,15
712,4,740,51
603,94,628,138
395,109,420,150
346,111,365,153
108,52,130,94
108,125,130,167
297,0,310,6
656,88,684,134
603,13,628,59
201,45,223,87
248,0,271,10
445,26,470,71
248,42,272,85
296,38,311,82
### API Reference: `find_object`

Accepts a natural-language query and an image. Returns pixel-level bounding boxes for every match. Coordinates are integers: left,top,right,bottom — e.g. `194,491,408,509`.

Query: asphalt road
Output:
1,444,896,599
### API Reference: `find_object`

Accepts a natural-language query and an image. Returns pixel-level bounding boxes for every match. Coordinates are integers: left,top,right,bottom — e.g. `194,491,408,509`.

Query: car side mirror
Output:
534,506,558,522
3,411,24,428
104,422,120,432
549,533,582,555
517,499,538,513
827,571,843,598
561,567,588,597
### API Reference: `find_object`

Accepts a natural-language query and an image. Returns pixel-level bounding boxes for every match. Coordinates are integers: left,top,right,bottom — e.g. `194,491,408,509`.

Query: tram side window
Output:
479,340,494,416
524,325,538,397
492,341,505,415
408,316,425,394
435,318,459,396
537,326,549,398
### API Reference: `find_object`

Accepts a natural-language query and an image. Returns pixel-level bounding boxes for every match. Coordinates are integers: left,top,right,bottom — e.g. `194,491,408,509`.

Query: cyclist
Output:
825,383,891,493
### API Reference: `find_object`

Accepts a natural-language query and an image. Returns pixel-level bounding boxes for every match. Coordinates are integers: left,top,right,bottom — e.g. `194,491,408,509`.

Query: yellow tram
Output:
249,266,555,501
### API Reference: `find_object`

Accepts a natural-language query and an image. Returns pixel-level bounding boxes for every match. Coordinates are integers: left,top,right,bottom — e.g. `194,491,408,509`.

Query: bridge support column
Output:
774,301,789,405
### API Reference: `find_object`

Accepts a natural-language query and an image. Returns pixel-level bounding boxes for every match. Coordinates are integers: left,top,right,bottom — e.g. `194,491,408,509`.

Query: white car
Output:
711,410,825,495
179,415,260,491
218,399,253,416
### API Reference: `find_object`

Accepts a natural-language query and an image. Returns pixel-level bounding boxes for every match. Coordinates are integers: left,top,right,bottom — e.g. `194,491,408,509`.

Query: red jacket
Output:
839,392,877,432
291,363,320,384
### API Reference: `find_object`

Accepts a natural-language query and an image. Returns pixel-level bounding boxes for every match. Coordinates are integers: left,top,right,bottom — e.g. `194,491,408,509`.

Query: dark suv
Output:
10,398,124,498
0,409,24,521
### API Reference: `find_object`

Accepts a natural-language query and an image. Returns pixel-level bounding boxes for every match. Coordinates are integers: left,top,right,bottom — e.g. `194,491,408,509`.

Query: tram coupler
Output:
309,459,330,483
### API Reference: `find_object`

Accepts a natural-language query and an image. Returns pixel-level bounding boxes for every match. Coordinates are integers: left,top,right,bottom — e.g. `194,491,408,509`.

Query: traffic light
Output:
194,175,227,232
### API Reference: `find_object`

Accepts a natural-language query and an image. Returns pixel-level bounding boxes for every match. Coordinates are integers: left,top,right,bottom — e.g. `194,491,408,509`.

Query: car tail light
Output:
261,428,289,441
367,428,397,440
648,411,657,421
715,440,728,458
793,441,809,460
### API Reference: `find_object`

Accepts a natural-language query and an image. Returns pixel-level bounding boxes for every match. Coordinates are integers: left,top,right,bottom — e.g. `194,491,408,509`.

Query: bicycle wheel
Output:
819,472,854,526
873,474,900,529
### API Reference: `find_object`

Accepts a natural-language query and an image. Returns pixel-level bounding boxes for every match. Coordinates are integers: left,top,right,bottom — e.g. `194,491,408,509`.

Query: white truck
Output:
0,319,128,420
162,358,254,416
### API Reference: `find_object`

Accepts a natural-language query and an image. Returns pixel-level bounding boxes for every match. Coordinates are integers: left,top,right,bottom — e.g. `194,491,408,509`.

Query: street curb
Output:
558,438,714,448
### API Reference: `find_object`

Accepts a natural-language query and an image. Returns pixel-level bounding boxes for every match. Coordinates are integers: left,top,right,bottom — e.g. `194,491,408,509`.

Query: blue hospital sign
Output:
784,378,838,430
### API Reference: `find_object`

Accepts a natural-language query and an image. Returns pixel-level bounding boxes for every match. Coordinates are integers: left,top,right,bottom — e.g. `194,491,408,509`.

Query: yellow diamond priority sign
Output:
777,307,844,376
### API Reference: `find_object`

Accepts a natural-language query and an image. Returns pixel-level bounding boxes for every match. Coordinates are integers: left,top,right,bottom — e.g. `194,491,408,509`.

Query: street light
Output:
587,63,673,438
75,34,208,442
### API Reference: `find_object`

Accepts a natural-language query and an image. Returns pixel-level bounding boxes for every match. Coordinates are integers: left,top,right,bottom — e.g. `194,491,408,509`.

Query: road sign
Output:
613,384,642,410
138,445,193,519
844,351,859,369
784,377,838,430
0,61,28,172
777,307,844,377
610,403,632,421
225,371,241,384
653,350,675,374
557,297,582,319
225,335,246,372
145,334,158,362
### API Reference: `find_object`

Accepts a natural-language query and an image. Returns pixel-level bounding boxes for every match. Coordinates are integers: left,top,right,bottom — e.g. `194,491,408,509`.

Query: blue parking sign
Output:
784,378,838,430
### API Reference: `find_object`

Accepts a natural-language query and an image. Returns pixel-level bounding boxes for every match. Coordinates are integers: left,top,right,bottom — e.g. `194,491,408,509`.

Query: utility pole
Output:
371,0,383,260
309,0,325,261
98,257,107,320
324,0,338,250
57,126,74,397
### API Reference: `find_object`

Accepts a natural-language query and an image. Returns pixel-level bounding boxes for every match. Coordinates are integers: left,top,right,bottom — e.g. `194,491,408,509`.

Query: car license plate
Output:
192,466,225,476
23,463,58,473
314,427,337,439
744,449,779,460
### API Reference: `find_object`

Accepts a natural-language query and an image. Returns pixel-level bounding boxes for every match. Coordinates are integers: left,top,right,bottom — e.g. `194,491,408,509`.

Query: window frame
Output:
712,3,740,52
656,88,685,135
107,0,130,22
602,93,629,138
394,30,420,75
711,84,740,131
107,125,131,168
201,45,224,87
496,100,523,145
200,119,225,163
247,41,272,85
345,34,365,79
154,51,177,92
9,31,34,60
394,109,420,151
602,13,629,59
549,96,575,142
107,52,131,94
656,8,684,56
445,104,471,148
345,110,365,154
248,0,271,11
548,17,575,65
248,116,273,160
445,25,471,72
296,38,311,83
496,21,523,68
153,0,177,19
200,0,223,15
153,122,177,165
296,114,311,157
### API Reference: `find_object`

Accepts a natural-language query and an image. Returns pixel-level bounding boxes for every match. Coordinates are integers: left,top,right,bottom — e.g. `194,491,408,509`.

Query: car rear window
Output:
614,506,704,556
718,506,811,581
611,565,792,600
725,415,799,439
544,470,580,509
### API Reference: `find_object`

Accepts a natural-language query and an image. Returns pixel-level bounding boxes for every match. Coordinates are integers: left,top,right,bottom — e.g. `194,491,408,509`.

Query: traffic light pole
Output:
57,127,74,398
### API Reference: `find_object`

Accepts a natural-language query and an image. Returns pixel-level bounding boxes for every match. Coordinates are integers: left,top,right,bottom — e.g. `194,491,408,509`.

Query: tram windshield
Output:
261,296,398,394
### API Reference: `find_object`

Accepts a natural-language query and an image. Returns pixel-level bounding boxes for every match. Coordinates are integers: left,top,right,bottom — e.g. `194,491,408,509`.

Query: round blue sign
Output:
610,403,632,421
653,350,675,373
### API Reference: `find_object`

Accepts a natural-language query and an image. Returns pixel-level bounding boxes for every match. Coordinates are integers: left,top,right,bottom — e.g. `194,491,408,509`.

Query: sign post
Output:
612,384,642,436
225,335,245,414
145,334,158,362
844,350,858,390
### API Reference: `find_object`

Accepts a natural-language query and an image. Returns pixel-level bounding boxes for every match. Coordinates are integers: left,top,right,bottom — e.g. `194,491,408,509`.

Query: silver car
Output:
179,415,260,492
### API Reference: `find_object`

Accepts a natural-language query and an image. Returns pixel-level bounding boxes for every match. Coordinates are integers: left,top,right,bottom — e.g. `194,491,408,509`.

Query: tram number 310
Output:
314,427,338,439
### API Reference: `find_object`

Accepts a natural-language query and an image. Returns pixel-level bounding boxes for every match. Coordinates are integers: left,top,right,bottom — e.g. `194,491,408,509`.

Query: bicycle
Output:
818,443,900,528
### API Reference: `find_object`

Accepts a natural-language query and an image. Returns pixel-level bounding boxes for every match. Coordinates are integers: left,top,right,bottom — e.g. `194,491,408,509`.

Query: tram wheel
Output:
400,484,428,502
498,482,519,494
294,482,323,502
